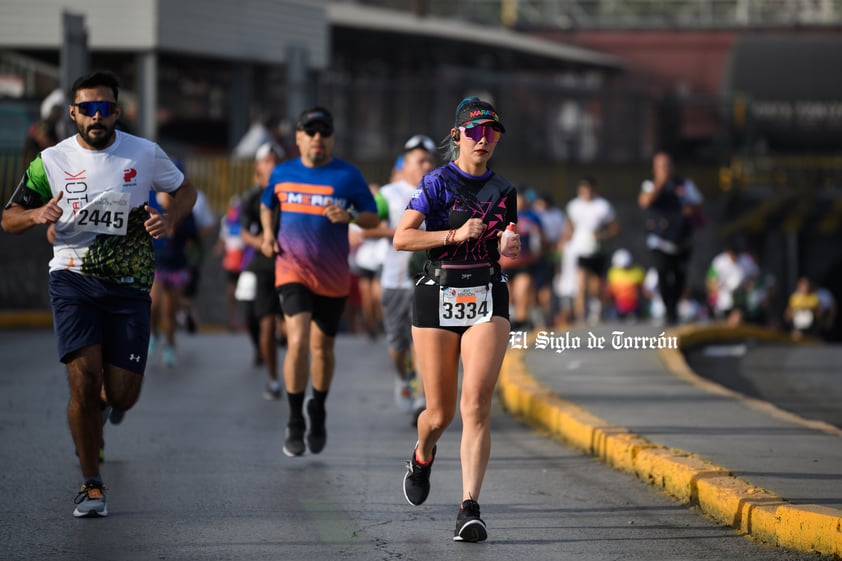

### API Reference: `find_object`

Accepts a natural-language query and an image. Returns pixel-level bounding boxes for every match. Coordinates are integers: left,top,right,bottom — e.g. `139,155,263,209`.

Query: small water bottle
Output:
500,222,519,258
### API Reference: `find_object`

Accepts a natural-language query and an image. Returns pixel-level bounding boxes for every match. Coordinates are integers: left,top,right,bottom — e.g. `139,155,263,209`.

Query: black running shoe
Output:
109,408,125,425
283,419,306,457
453,499,487,542
403,443,436,506
305,398,326,454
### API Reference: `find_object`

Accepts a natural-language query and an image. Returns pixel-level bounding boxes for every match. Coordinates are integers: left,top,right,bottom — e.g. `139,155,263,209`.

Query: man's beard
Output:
78,123,115,149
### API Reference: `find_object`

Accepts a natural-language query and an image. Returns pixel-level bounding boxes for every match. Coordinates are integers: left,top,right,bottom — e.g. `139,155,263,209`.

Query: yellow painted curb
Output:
499,332,842,558
0,310,53,329
0,309,229,334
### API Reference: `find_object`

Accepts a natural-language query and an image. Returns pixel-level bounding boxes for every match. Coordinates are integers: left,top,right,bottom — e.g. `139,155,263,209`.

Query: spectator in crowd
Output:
564,176,618,324
638,151,704,325
148,190,200,367
239,141,286,398
499,186,543,331
784,276,822,340
606,248,646,321
642,267,666,324
705,240,758,326
554,230,578,328
22,88,67,162
179,187,216,333
349,182,390,339
531,191,566,328
377,134,436,419
741,269,777,327
816,285,837,339
218,194,246,332
725,246,776,328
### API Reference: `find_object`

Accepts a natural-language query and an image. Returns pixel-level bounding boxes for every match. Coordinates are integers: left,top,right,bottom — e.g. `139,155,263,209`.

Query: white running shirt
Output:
25,130,184,290
379,179,418,290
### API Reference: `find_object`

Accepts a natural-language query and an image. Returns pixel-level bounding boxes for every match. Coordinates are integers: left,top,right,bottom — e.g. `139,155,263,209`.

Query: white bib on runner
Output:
72,191,131,236
439,284,493,326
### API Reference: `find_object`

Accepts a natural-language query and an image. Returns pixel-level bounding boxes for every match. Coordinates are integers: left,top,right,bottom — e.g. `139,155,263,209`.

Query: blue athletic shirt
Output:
260,157,376,297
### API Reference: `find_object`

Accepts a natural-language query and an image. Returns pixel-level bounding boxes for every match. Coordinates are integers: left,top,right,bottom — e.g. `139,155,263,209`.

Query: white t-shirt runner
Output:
24,130,184,291
566,196,615,257
379,179,418,290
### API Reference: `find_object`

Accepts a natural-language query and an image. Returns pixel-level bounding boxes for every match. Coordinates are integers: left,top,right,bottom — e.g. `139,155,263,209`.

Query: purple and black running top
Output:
407,162,517,265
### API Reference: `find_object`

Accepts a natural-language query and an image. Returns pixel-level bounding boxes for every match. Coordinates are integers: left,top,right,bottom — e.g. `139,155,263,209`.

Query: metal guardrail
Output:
719,155,842,192
715,155,842,241
181,157,255,214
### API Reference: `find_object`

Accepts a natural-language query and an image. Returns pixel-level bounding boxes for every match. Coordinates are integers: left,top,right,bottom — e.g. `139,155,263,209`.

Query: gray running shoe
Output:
453,499,487,542
73,481,108,518
262,382,282,401
162,346,176,368
394,378,413,413
403,443,436,506
305,398,327,454
283,420,306,457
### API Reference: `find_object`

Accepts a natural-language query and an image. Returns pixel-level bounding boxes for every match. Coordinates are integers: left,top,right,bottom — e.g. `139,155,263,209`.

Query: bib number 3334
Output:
439,285,493,326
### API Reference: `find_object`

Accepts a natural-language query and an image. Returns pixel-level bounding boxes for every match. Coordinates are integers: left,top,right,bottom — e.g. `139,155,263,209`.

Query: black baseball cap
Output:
454,97,505,132
296,106,334,130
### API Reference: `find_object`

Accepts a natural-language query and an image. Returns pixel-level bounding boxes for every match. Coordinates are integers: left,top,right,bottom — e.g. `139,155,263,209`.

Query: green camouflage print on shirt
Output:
80,206,155,291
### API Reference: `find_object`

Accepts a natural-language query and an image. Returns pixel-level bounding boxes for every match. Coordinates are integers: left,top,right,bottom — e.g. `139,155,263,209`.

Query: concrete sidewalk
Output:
498,322,842,558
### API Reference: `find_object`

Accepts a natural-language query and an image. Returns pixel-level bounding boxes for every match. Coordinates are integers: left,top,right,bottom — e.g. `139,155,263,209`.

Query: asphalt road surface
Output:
684,342,842,429
0,329,832,561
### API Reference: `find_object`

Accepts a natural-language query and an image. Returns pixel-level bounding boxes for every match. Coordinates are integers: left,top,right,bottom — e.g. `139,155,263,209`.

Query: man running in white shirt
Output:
1,70,197,518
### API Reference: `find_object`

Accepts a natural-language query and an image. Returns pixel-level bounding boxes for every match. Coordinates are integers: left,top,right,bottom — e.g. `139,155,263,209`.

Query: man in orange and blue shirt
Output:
260,106,378,457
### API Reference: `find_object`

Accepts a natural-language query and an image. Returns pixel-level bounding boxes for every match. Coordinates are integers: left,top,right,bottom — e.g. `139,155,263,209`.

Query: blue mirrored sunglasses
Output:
73,101,117,117
460,125,502,143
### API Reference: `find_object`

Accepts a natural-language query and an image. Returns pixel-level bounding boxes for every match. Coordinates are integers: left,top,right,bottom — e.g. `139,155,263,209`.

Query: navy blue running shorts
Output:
48,269,151,374
412,280,509,335
278,283,347,338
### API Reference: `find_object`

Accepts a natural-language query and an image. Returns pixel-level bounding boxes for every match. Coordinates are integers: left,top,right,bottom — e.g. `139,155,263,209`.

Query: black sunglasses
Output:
73,101,118,117
302,123,334,137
